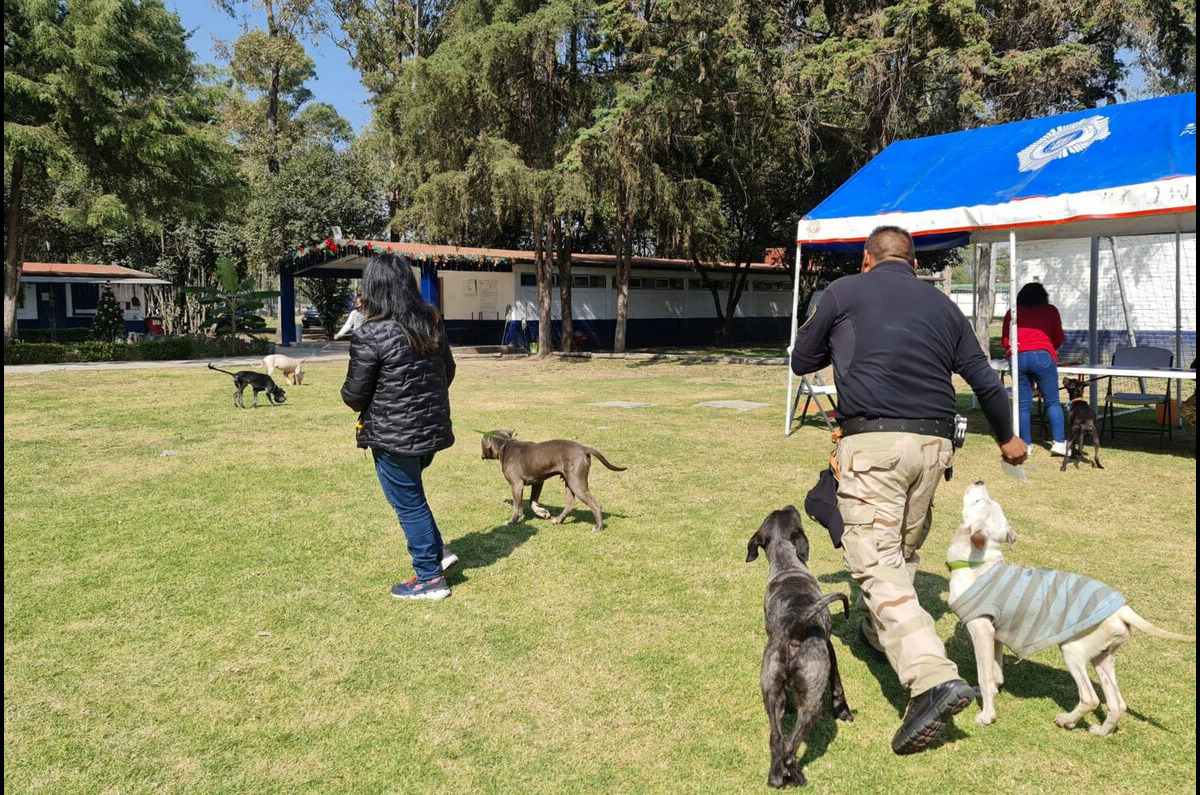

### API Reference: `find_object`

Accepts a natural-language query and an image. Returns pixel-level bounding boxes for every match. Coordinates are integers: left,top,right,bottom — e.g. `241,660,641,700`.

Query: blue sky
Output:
168,1,373,131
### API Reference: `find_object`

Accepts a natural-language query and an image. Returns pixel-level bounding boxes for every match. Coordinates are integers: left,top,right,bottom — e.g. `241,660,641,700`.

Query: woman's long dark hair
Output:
1016,281,1050,308
361,254,443,356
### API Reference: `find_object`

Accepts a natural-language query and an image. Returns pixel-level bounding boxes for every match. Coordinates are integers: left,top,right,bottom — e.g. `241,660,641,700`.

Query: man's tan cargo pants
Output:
836,431,959,697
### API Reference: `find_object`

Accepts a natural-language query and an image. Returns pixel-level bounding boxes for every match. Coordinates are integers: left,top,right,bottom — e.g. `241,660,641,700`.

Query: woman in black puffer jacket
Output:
341,255,457,601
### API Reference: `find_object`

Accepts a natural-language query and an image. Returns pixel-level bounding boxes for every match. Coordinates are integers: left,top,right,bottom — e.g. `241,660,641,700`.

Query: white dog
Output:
262,354,306,385
947,481,1194,735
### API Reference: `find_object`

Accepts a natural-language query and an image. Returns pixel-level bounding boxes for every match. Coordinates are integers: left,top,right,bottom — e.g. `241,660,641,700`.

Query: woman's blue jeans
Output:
372,450,445,581
1017,349,1065,444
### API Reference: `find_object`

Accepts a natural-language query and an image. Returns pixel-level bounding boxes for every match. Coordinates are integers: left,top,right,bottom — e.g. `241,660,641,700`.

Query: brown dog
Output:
1062,377,1103,471
480,430,626,532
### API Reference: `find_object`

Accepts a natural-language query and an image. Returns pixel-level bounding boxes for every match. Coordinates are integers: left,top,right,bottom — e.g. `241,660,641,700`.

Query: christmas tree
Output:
93,284,124,341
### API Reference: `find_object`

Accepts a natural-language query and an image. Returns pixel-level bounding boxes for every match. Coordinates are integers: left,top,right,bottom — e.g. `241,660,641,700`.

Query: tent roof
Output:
798,93,1197,251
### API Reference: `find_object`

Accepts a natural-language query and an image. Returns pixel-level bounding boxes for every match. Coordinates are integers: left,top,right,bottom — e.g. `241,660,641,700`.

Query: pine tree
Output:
92,285,124,341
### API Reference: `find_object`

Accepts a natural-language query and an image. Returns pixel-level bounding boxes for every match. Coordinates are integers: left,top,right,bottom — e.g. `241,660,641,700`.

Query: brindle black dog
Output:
746,506,852,788
480,430,625,532
1061,377,1103,470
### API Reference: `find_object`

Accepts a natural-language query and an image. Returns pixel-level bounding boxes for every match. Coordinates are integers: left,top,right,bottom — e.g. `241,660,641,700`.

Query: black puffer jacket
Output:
340,319,456,456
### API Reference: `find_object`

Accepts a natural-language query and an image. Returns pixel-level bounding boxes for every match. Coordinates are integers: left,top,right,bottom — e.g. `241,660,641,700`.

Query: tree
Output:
92,284,124,342
187,256,279,337
3,0,238,342
215,0,326,175
299,277,352,339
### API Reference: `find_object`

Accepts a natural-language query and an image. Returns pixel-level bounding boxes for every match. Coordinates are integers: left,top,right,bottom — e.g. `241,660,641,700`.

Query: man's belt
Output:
839,416,955,440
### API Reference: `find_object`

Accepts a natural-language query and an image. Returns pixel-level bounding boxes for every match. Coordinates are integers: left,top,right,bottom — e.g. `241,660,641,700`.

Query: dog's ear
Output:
745,533,762,562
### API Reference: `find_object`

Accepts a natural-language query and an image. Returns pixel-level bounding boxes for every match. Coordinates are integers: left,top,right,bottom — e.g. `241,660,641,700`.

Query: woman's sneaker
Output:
391,575,451,601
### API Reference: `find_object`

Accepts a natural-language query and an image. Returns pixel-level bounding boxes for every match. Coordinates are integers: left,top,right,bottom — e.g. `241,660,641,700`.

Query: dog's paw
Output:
530,504,552,519
1054,713,1078,729
591,525,604,533
835,706,854,722
975,710,995,726
1088,722,1116,737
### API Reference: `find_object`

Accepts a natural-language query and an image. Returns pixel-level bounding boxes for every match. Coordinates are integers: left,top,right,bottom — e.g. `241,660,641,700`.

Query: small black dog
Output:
208,363,287,408
1061,376,1103,470
746,506,852,788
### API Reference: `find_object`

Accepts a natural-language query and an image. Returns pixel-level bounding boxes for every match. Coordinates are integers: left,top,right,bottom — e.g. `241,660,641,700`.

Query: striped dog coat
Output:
949,563,1126,659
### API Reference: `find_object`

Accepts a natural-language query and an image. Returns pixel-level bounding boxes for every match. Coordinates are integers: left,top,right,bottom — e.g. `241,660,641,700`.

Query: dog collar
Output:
946,560,989,571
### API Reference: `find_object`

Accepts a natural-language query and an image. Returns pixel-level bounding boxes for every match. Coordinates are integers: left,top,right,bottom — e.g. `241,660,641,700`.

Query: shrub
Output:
17,328,94,343
4,335,274,366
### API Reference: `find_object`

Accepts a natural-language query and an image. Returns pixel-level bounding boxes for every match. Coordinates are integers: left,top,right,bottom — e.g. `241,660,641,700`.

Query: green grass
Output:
4,358,1196,793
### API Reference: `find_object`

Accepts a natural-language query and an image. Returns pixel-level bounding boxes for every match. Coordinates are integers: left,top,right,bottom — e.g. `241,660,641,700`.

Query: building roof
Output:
287,238,786,277
21,262,167,281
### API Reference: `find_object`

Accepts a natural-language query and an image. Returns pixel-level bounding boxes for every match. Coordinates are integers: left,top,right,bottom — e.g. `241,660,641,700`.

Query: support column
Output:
1088,237,1099,409
784,241,803,436
1009,230,1019,438
279,265,297,347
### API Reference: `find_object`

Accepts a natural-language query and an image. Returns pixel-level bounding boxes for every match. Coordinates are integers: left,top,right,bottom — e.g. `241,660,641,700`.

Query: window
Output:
573,275,590,288
16,284,37,320
628,278,644,289
519,273,536,287
690,278,729,290
70,283,100,316
669,278,684,290
753,280,788,292
589,275,607,288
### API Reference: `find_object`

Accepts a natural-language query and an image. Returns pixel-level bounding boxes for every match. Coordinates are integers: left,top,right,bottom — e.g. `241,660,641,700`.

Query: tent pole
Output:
1175,221,1182,425
1088,237,1100,410
784,241,803,436
1009,230,1019,439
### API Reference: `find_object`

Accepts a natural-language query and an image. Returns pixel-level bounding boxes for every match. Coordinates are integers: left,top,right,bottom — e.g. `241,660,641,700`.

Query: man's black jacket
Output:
791,259,1012,441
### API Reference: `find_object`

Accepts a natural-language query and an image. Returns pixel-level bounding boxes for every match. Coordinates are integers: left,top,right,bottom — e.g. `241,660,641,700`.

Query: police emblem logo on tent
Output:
1017,115,1111,173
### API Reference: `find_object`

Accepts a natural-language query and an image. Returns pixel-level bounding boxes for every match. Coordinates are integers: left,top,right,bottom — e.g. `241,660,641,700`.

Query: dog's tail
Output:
208,363,238,378
1117,606,1195,642
796,593,851,626
587,447,627,471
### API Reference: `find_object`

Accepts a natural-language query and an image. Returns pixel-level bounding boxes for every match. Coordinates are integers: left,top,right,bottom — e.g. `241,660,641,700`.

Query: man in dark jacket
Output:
791,226,1026,755
341,255,458,600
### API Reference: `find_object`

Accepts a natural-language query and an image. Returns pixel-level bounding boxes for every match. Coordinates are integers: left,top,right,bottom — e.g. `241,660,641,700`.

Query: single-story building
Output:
16,262,171,337
278,239,796,348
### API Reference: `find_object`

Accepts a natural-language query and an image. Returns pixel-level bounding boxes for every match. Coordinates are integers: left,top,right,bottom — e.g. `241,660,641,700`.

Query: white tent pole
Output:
784,241,804,436
1088,237,1100,409
1175,221,1182,424
1009,230,1019,438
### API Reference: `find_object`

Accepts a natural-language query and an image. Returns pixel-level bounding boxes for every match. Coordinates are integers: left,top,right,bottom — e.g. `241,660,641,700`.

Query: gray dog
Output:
746,506,852,788
480,429,626,532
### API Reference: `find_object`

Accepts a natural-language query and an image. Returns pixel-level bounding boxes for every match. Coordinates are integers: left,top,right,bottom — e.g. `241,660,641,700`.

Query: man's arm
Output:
953,315,1014,442
790,290,838,375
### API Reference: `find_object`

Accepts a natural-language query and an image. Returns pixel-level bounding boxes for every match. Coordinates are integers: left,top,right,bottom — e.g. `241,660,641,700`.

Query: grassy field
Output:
4,358,1196,793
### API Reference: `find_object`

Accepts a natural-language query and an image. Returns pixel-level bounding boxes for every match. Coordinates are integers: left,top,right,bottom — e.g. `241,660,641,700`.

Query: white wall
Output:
511,265,793,321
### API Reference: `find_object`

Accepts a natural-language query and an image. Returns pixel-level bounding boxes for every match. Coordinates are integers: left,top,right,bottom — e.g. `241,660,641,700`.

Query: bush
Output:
4,335,274,366
17,328,94,343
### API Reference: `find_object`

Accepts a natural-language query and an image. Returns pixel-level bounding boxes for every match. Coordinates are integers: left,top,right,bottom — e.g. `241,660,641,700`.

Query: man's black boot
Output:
891,679,976,755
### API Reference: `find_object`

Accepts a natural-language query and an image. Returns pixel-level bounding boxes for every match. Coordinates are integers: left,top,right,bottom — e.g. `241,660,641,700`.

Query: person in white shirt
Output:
334,293,366,340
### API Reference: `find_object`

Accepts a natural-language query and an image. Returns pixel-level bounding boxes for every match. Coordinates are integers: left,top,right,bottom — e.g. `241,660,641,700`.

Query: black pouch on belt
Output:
804,467,845,548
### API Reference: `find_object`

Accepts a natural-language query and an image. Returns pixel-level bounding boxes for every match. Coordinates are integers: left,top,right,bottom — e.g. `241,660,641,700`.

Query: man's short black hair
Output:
865,226,915,263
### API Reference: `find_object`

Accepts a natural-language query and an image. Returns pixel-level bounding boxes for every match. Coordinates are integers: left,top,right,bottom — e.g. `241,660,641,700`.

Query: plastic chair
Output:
1101,346,1174,446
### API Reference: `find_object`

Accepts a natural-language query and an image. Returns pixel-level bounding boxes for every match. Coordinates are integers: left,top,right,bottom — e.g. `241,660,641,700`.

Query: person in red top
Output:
1001,282,1067,455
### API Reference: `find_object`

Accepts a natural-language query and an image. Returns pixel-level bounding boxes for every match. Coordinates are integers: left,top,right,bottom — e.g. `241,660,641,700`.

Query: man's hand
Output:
998,436,1027,465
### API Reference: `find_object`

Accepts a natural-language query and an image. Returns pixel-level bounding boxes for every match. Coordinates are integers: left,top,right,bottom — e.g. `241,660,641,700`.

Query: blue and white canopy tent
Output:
786,92,1197,436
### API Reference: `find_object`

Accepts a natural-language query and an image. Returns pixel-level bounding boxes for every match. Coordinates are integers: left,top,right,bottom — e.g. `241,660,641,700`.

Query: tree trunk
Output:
535,218,552,357
552,222,573,353
266,2,281,175
974,244,996,355
3,154,26,344
720,263,750,342
612,204,631,354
